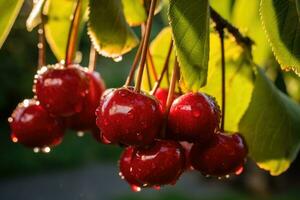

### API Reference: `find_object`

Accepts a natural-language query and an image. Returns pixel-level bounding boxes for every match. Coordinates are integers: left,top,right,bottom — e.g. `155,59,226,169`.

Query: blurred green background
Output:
0,1,300,200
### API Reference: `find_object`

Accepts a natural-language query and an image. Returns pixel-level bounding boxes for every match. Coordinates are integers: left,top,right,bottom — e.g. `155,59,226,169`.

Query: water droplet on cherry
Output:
77,131,85,137
131,185,141,192
235,166,244,175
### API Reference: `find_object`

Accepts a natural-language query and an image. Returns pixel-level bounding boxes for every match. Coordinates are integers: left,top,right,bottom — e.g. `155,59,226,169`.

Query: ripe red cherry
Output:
180,141,193,170
95,87,162,146
190,132,248,177
67,71,105,131
167,92,220,143
119,140,185,189
154,88,180,112
9,99,64,148
34,63,89,117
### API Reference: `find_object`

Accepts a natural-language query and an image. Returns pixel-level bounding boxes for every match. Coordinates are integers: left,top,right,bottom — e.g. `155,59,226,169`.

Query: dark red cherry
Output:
119,140,185,188
95,87,162,146
167,92,220,143
34,63,89,117
190,132,248,177
180,141,193,170
154,88,180,112
67,71,105,131
9,99,64,148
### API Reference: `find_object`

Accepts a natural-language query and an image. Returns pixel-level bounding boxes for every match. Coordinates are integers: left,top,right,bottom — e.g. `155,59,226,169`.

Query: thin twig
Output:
37,22,46,68
134,0,157,92
165,59,179,115
88,45,97,72
146,50,158,81
146,61,153,90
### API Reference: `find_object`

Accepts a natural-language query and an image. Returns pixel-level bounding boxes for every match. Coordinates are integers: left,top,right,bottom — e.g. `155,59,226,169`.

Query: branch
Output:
210,7,254,50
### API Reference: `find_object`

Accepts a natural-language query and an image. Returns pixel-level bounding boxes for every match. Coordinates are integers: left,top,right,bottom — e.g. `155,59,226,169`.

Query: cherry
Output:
67,71,105,131
119,140,185,188
34,63,89,117
8,99,64,148
154,88,180,112
167,92,220,143
180,141,193,170
190,132,248,177
95,87,162,146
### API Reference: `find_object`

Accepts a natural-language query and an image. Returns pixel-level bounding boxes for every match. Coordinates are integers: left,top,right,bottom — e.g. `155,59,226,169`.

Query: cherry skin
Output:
167,92,220,143
119,140,185,188
9,99,65,148
154,88,180,112
95,87,162,146
67,71,105,131
190,132,248,177
34,63,89,117
180,141,194,170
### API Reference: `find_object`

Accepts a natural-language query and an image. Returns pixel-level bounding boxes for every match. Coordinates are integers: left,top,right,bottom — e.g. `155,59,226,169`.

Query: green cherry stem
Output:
134,0,157,92
150,40,173,95
65,0,82,67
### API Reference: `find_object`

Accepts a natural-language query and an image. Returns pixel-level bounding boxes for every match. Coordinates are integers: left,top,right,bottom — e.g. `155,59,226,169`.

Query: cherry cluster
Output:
9,63,105,152
95,86,248,191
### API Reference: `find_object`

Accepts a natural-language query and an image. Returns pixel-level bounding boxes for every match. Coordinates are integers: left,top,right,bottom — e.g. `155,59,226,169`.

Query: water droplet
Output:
23,99,30,107
113,56,123,62
192,110,201,118
142,183,148,187
38,28,43,34
42,147,51,153
225,174,230,179
77,131,85,137
37,43,43,49
235,166,244,175
33,147,40,153
152,185,161,190
218,177,222,180
205,174,211,178
8,117,13,123
131,185,141,192
11,133,18,143
118,172,125,179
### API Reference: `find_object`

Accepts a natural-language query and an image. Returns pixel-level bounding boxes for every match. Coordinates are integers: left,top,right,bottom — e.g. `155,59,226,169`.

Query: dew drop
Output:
11,133,18,143
42,147,51,153
8,117,13,123
131,185,141,192
205,174,211,178
37,43,43,49
33,147,40,153
218,177,222,180
235,166,244,175
113,56,123,62
225,174,230,179
23,99,30,107
38,28,43,34
77,131,85,137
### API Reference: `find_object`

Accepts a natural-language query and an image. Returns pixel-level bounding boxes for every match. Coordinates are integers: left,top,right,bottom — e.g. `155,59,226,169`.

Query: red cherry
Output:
190,132,248,177
119,140,185,188
9,99,64,148
167,92,220,143
67,71,105,131
180,141,193,171
154,88,180,112
95,87,162,146
34,63,89,117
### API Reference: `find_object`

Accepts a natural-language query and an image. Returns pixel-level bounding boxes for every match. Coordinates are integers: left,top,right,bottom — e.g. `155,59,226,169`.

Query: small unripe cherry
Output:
9,99,64,149
167,92,221,143
34,63,89,117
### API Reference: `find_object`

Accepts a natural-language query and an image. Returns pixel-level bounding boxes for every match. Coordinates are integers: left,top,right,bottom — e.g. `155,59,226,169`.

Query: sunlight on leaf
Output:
122,0,147,26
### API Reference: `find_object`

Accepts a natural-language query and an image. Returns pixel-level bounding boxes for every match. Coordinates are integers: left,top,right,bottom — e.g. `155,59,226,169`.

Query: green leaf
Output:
239,68,300,176
232,0,271,66
201,32,255,132
26,0,45,32
209,0,233,21
122,0,147,26
88,0,139,58
260,0,300,75
0,0,24,48
168,0,210,91
141,27,176,91
43,0,88,61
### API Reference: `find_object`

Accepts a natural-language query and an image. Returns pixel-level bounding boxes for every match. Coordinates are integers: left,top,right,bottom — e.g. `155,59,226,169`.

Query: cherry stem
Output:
38,21,46,69
217,27,226,132
124,25,145,87
65,0,82,67
88,45,97,72
146,50,158,81
150,40,173,95
165,58,179,115
146,61,153,90
134,0,157,92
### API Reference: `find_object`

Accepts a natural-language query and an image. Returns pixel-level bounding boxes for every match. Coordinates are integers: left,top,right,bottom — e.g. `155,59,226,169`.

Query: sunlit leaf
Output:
260,0,300,75
122,0,147,26
239,68,300,175
169,0,210,91
209,0,233,20
88,0,139,58
43,0,88,61
0,0,24,48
